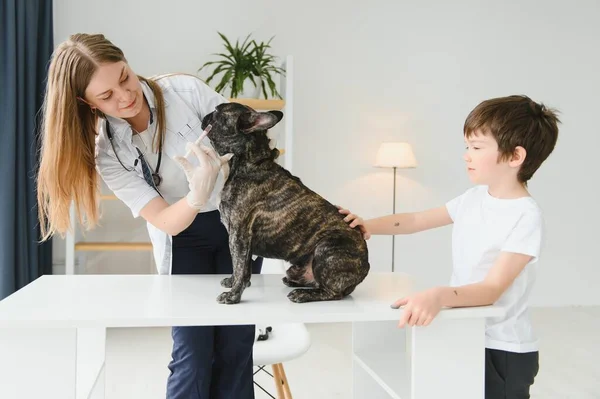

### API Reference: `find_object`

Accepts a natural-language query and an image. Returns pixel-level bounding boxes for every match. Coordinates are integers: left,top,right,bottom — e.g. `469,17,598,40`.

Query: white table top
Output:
0,273,504,328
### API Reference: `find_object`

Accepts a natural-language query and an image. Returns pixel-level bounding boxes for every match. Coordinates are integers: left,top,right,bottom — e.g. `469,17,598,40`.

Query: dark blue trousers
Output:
166,210,262,399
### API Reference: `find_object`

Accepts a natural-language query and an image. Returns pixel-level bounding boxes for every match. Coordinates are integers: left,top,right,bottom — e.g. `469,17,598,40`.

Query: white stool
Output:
253,259,311,398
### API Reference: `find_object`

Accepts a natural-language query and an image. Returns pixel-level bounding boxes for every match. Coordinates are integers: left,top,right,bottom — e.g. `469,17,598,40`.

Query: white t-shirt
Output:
446,185,543,353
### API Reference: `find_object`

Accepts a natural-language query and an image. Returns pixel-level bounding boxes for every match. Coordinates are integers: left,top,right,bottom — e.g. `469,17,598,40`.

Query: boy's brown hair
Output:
464,95,560,183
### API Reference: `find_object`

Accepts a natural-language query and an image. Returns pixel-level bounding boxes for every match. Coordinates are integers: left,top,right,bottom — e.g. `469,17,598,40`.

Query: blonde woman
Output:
37,33,261,399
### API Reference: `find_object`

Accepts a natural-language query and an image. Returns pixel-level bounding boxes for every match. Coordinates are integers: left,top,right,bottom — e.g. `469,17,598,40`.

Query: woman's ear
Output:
77,96,96,112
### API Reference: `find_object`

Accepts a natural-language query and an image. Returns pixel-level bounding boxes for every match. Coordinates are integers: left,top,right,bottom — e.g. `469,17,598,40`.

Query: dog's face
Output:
201,102,283,156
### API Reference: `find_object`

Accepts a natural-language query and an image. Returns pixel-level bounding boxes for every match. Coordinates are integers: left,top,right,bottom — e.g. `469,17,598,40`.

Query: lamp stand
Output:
392,166,396,272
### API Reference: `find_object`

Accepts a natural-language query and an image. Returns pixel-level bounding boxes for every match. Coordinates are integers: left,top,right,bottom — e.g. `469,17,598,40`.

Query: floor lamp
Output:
374,142,417,272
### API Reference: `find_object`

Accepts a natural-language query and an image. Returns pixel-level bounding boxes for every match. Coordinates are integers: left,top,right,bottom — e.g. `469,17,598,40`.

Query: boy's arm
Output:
438,208,543,308
340,206,452,235
393,207,542,328
436,251,533,307
392,251,533,327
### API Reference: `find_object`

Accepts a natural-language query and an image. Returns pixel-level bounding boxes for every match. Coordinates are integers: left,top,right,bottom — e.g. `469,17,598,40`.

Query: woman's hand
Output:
174,142,233,210
337,206,371,240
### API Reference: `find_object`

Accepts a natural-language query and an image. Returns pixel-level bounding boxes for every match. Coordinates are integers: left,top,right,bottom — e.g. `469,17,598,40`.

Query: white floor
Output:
254,307,600,399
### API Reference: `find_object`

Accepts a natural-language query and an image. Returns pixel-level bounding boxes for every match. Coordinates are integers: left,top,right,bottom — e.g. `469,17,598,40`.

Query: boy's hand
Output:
391,287,443,328
336,206,371,240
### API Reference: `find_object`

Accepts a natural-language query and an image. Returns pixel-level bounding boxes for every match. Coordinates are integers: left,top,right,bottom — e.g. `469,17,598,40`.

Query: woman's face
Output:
84,61,143,119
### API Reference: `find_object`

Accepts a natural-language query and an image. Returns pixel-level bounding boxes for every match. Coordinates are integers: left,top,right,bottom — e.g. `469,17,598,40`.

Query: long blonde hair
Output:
37,33,166,240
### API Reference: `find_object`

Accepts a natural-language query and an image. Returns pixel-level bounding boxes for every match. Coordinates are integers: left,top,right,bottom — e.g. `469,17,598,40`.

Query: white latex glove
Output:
173,142,233,210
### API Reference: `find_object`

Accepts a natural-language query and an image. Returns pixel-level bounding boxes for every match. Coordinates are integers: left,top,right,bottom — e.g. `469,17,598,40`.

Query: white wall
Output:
53,0,600,306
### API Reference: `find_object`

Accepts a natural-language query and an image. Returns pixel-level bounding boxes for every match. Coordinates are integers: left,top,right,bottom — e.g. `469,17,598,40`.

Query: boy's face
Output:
463,130,515,185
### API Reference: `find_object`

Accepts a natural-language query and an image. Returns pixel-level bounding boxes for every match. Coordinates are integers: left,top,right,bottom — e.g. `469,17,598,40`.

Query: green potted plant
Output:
198,32,286,99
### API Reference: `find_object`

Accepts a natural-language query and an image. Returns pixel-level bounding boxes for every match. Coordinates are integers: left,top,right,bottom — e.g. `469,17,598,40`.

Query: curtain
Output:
0,0,54,300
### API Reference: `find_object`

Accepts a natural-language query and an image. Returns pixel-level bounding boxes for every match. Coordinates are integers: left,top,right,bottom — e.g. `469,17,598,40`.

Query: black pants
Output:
486,348,539,399
166,210,262,399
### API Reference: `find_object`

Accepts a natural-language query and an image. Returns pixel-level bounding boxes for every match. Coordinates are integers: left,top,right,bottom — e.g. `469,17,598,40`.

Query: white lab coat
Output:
95,74,227,275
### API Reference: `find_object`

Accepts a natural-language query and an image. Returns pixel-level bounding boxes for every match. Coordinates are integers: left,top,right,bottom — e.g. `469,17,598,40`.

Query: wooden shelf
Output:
75,242,153,251
227,98,285,110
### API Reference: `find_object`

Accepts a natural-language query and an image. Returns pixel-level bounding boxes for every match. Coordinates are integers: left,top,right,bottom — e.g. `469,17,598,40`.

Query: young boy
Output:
341,95,560,399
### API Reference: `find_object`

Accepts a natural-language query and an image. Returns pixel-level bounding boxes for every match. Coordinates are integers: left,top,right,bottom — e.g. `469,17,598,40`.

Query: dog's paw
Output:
221,277,251,288
217,291,241,305
287,289,311,303
282,277,298,287
221,277,234,288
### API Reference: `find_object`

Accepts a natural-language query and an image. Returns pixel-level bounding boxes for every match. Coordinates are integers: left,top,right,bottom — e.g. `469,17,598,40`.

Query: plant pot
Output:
239,79,262,99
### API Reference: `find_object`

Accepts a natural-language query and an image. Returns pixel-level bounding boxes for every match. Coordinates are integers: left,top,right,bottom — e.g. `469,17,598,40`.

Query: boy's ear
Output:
510,146,527,167
237,111,283,134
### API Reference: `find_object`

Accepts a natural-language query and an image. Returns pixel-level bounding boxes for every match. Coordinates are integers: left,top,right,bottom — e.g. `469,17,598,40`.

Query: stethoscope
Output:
105,118,163,187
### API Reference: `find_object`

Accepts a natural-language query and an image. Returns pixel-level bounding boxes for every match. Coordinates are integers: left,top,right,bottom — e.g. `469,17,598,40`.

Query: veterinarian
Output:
36,33,262,399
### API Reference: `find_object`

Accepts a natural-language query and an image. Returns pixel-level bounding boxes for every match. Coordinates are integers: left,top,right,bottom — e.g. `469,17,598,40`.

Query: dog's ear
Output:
237,110,283,134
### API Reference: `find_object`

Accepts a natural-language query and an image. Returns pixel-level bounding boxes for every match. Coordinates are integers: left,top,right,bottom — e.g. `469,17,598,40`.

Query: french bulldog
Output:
203,102,370,304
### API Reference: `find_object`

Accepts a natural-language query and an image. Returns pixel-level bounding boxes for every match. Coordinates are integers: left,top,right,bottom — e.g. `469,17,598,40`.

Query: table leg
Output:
352,317,486,399
0,327,77,399
103,327,172,399
352,320,410,399
410,317,486,399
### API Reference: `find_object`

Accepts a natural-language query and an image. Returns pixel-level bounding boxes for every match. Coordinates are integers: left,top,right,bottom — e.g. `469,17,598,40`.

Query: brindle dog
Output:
203,102,370,304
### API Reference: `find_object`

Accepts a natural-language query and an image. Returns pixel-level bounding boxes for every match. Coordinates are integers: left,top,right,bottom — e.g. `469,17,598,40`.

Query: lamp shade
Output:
374,142,417,168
